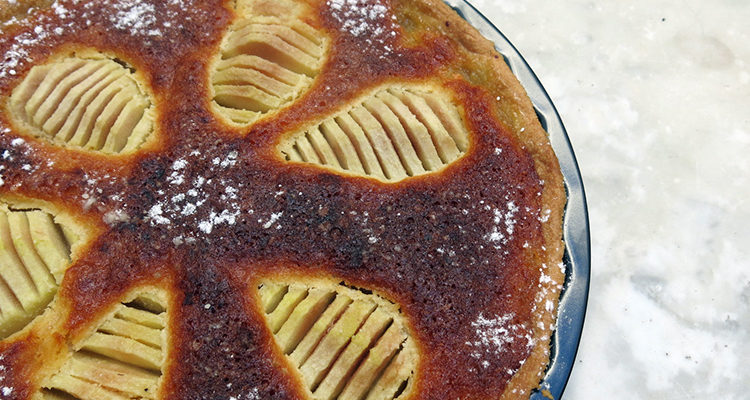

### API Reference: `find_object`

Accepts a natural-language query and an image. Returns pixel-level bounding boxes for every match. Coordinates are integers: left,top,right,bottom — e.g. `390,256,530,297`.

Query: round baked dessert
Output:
0,0,566,399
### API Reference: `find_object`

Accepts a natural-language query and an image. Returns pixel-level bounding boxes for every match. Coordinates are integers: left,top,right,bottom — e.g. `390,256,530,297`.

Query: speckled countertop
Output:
471,0,750,398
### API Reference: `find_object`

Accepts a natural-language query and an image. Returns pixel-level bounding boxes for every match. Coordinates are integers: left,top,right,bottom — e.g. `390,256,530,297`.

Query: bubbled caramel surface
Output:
0,0,566,399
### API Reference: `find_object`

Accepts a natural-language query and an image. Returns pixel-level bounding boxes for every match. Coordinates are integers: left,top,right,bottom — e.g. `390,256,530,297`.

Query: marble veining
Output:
473,1,750,399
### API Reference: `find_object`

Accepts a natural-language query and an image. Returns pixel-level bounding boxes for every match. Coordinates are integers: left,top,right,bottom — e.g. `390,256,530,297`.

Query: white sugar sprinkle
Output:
466,312,534,370
172,159,188,170
111,0,160,36
326,0,399,58
262,212,283,229
148,204,171,225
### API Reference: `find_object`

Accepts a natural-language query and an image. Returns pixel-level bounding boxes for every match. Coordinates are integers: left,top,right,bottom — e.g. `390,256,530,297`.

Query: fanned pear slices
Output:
8,52,155,154
0,203,82,339
41,291,169,400
258,280,416,400
279,87,470,182
211,12,327,125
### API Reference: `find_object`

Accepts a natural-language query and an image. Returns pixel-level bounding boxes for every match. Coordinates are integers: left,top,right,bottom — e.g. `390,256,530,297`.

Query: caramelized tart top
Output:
0,0,566,399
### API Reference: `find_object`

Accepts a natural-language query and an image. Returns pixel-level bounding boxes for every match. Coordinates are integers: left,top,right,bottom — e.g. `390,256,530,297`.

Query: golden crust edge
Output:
405,0,567,396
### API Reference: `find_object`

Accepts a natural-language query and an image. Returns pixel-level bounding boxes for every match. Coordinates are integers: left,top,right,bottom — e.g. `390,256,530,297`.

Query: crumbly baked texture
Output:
0,0,566,399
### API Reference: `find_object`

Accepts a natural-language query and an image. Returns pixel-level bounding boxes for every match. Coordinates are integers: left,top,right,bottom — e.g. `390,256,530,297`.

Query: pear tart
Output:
0,0,566,399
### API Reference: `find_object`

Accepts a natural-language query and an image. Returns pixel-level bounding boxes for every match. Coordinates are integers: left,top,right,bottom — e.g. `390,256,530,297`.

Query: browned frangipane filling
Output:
0,0,565,399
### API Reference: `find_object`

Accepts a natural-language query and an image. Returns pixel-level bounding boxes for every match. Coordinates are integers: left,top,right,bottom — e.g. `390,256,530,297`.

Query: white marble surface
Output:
470,1,750,399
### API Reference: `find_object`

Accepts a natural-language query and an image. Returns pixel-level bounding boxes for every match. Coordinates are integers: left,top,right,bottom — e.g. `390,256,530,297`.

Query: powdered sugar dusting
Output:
261,212,283,229
0,127,131,211
0,0,71,79
138,147,259,245
228,387,259,400
466,312,534,373
328,0,389,37
111,0,159,36
483,199,521,248
0,136,36,189
107,0,201,38
327,0,399,57
0,354,12,399
0,0,205,81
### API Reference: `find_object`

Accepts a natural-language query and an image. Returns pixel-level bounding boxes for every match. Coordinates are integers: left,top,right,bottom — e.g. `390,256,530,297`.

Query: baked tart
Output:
0,0,566,399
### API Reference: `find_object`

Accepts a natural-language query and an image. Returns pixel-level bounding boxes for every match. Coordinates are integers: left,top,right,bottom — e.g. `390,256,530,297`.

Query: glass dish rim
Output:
444,1,592,398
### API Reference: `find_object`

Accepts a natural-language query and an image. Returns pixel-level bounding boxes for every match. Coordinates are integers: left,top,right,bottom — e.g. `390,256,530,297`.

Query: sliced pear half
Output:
279,87,470,182
211,14,328,125
8,53,155,154
40,291,168,400
258,280,417,400
0,204,82,340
